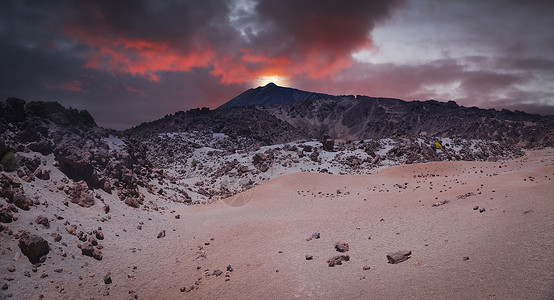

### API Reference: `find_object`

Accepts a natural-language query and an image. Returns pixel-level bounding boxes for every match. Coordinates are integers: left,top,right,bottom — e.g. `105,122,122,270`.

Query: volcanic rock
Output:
35,215,50,228
18,231,50,264
327,255,350,267
0,206,14,223
69,181,95,208
103,273,112,284
335,241,349,252
13,192,33,210
386,250,412,264
80,242,103,260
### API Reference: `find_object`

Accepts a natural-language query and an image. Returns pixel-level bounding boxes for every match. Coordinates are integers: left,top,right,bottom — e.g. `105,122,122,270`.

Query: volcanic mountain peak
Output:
216,82,333,109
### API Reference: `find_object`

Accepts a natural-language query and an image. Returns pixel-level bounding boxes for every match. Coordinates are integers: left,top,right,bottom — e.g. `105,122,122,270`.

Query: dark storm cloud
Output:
0,0,405,129
294,58,534,111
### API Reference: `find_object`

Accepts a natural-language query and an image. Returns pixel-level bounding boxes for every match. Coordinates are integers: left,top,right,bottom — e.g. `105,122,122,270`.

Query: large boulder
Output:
13,192,33,210
69,181,95,207
0,206,14,223
18,231,49,264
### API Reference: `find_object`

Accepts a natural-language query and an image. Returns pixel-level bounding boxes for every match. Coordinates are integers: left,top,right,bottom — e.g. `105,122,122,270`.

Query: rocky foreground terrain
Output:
0,92,553,299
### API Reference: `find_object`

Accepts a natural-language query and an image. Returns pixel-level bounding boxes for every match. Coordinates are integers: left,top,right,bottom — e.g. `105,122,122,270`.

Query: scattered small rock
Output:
51,233,62,242
212,269,223,276
157,230,166,238
35,215,50,228
362,265,371,270
306,232,320,241
226,265,233,272
7,265,16,272
335,241,349,252
305,255,313,260
327,255,350,267
103,273,112,284
80,243,103,260
387,250,412,264
479,208,486,213
462,256,470,261
66,225,77,235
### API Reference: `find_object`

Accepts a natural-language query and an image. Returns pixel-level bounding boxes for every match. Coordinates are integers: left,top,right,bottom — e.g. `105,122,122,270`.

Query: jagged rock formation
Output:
265,96,554,147
0,98,154,208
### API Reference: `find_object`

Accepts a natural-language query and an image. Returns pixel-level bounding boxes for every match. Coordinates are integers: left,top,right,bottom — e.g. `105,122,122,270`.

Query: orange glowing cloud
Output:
59,0,401,87
210,48,357,85
65,27,214,82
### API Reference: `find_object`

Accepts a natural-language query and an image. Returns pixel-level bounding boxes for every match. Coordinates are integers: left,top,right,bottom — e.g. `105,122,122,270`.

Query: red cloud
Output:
59,80,85,92
60,0,404,85
65,27,214,82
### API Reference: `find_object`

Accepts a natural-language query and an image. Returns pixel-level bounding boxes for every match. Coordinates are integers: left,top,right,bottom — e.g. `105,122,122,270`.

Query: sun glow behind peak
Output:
255,75,289,87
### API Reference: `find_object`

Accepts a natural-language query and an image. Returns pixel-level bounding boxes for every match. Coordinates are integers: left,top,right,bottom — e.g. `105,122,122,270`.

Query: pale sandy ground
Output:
1,149,553,299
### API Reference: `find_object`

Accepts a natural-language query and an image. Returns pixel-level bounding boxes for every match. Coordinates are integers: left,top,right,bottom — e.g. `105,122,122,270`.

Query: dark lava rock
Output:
69,181,95,207
0,206,14,223
51,233,62,242
124,197,141,208
335,241,349,252
18,231,50,264
80,242,103,260
386,250,412,264
35,215,50,228
327,255,350,267
13,193,33,211
103,273,112,284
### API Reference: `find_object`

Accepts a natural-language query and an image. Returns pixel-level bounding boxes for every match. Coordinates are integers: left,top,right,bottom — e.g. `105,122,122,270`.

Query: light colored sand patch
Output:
1,149,553,299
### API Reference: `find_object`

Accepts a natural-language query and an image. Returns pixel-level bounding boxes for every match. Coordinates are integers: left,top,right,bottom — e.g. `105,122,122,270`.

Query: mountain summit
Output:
216,82,332,109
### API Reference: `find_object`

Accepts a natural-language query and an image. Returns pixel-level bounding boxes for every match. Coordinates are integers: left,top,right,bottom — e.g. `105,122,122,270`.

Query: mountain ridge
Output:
216,82,333,109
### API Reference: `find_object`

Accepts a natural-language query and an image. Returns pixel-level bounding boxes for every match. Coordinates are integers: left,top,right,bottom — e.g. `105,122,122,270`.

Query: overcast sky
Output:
1,0,553,129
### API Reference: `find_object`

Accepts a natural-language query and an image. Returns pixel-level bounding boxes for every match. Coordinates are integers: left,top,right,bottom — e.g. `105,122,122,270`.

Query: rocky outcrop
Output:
1,98,154,209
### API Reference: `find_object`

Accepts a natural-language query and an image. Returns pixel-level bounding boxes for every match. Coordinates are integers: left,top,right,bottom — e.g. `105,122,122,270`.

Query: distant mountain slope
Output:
265,96,554,147
216,82,332,109
214,83,553,147
125,106,305,146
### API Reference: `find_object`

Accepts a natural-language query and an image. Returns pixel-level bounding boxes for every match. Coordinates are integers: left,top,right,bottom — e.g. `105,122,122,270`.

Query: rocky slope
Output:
265,95,554,147
0,98,166,210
